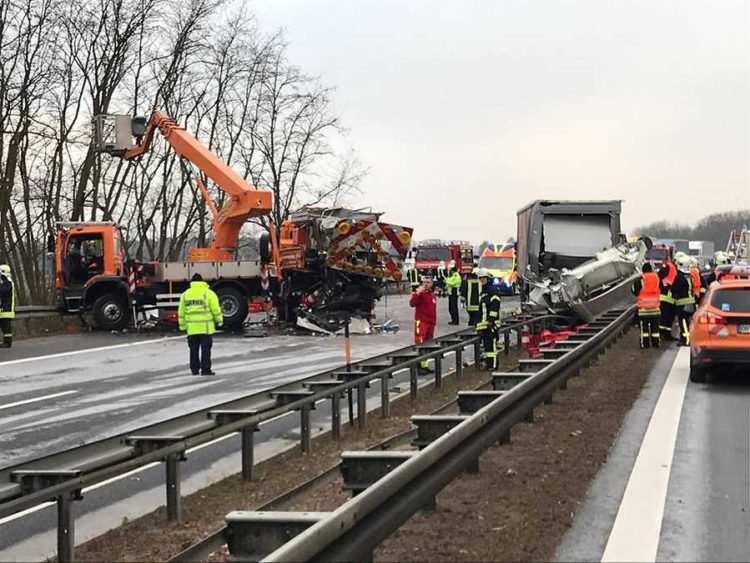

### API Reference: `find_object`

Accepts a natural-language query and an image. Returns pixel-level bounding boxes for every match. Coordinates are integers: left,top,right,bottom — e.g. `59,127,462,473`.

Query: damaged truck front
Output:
268,207,413,332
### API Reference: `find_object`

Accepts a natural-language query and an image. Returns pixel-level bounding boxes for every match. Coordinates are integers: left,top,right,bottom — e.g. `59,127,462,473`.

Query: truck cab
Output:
54,222,131,329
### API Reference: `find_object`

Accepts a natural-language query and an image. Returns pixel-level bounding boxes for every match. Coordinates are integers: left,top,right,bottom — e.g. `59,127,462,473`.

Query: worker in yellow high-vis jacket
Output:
178,273,223,375
0,264,15,348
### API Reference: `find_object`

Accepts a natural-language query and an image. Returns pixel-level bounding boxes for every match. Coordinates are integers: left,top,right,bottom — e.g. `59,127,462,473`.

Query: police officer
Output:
0,264,15,348
476,269,501,370
461,268,481,326
178,273,223,375
632,263,660,349
672,254,695,347
444,263,462,325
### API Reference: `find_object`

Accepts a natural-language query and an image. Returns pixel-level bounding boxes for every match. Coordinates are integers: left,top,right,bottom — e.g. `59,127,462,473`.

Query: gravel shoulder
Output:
375,327,663,562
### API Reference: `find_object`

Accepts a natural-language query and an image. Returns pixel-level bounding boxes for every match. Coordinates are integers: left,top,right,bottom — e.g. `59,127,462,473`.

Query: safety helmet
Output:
714,250,729,265
448,260,456,269
690,257,699,268
674,251,686,261
472,267,479,275
476,268,490,278
438,260,445,267
0,264,10,276
676,254,691,272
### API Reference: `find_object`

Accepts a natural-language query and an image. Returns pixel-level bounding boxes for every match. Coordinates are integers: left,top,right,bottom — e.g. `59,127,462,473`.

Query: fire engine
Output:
414,239,474,277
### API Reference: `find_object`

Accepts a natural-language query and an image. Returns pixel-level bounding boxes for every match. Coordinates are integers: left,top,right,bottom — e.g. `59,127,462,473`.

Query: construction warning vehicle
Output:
51,113,412,331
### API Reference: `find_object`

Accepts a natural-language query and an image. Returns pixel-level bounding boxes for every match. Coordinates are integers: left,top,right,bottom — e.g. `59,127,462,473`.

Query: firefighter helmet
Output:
714,250,730,265
676,254,691,272
0,264,10,277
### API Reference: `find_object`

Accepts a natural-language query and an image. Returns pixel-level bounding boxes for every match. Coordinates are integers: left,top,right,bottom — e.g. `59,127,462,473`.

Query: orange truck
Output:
52,113,412,331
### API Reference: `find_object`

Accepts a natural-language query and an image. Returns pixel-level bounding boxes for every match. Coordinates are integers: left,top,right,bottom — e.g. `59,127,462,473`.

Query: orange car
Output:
689,266,750,382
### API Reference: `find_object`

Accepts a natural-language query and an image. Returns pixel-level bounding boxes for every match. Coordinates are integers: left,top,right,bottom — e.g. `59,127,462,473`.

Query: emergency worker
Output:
671,254,696,346
410,274,437,375
407,265,420,292
658,250,678,340
461,268,481,326
707,251,734,284
436,261,447,296
0,264,15,348
476,269,501,370
689,257,705,304
631,263,660,348
445,264,462,325
178,273,223,375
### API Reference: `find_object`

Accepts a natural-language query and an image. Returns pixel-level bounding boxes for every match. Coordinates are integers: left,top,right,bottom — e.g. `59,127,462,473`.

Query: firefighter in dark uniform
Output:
672,254,696,346
476,268,501,370
632,262,661,348
461,268,481,326
0,264,15,348
658,251,679,340
407,264,420,292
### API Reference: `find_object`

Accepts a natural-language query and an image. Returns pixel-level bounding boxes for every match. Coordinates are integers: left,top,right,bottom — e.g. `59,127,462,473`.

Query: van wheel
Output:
217,287,248,329
92,293,130,330
689,358,707,383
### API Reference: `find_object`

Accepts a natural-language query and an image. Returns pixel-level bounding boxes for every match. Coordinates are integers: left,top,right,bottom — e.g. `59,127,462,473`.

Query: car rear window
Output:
711,287,750,313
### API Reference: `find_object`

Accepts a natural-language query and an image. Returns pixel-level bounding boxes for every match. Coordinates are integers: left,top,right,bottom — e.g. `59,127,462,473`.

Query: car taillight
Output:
696,312,726,325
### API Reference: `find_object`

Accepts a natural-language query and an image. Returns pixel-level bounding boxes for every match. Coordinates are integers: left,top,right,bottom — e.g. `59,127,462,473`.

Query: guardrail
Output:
0,310,564,562
15,305,59,320
222,306,634,562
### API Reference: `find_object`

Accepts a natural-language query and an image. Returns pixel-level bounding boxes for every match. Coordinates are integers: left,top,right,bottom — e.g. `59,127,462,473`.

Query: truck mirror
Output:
46,234,55,253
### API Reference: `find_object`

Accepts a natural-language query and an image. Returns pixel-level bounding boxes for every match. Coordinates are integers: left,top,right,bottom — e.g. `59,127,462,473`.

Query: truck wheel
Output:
217,287,248,329
92,293,130,330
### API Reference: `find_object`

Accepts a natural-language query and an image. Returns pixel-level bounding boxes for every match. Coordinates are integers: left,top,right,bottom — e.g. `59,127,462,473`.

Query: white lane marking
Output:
0,336,185,367
0,390,77,411
602,347,690,562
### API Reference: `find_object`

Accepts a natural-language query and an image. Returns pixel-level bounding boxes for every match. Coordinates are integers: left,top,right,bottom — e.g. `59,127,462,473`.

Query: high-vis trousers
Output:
480,326,498,370
659,301,676,338
637,313,660,349
676,305,694,346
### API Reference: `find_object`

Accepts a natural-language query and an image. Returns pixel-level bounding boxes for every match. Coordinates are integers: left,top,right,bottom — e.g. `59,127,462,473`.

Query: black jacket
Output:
0,275,14,314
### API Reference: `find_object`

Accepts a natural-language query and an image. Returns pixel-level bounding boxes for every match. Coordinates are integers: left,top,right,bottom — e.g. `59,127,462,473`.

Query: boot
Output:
1,336,11,348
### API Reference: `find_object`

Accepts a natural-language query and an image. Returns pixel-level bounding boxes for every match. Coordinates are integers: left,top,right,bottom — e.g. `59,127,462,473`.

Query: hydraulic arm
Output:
95,112,272,261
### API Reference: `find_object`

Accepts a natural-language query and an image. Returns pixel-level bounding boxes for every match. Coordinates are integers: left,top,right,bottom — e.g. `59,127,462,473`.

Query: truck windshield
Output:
479,256,513,271
418,248,451,261
646,248,670,261
711,287,750,313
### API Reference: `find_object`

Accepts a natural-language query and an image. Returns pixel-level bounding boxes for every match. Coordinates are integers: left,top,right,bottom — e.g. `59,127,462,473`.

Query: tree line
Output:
634,210,750,251
0,0,363,303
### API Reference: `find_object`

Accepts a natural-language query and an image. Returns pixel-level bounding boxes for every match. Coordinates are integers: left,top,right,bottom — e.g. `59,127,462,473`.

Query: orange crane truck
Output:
52,113,412,331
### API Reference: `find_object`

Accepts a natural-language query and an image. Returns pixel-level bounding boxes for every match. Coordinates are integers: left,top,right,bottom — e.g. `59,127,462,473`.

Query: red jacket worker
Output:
410,274,437,375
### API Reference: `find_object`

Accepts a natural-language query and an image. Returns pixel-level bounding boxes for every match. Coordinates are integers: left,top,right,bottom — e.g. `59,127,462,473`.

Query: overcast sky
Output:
251,0,750,243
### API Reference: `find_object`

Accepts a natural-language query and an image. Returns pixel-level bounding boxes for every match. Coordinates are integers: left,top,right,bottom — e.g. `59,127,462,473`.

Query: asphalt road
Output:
0,294,520,561
557,344,750,562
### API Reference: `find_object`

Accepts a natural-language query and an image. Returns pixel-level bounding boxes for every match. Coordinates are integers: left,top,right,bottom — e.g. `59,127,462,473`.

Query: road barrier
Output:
223,306,634,562
0,309,565,562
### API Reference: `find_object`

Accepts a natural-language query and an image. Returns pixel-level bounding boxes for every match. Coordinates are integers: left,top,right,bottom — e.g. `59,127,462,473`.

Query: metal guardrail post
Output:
380,376,390,418
504,330,510,356
165,455,182,522
517,325,524,348
357,383,367,430
473,340,481,366
56,491,77,563
241,425,257,481
409,365,418,401
300,405,312,454
331,394,342,439
434,356,442,388
456,347,463,376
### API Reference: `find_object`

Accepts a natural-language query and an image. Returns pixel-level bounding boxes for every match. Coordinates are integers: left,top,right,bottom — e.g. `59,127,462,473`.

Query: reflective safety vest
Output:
178,281,223,335
436,267,446,282
690,268,704,299
662,262,677,286
477,290,501,331
636,272,661,312
407,267,420,287
465,278,481,312
445,271,462,296
0,276,15,319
